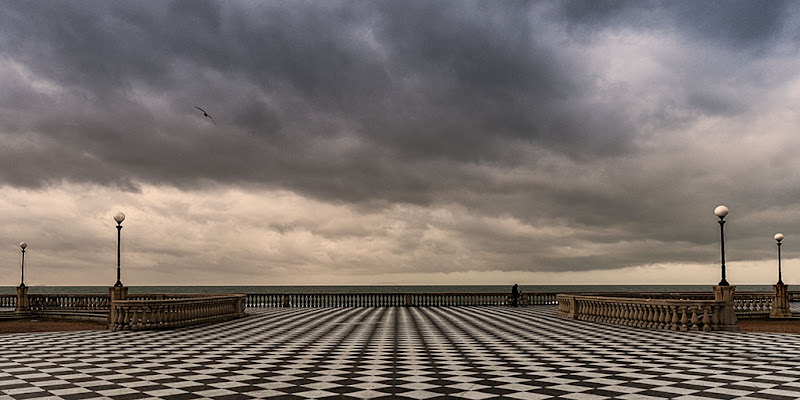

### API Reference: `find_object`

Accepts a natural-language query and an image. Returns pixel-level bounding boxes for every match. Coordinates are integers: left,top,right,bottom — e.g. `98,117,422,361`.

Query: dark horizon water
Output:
0,284,780,295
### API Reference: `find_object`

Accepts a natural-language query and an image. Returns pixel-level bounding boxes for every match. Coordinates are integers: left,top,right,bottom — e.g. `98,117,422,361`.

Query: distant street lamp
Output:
114,212,125,287
775,233,784,285
19,242,27,287
714,205,729,286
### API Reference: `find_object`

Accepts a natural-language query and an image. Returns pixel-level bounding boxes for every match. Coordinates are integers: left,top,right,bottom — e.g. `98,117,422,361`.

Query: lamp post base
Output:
108,286,129,329
15,285,29,314
770,283,792,318
713,285,739,331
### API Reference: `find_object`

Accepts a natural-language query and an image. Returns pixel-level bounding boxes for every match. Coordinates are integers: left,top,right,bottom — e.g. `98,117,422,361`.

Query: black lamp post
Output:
19,242,27,287
714,205,729,286
113,212,125,287
775,233,784,285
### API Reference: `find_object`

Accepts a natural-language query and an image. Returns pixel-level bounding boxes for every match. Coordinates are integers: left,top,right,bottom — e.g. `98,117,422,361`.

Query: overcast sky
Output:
2,1,800,286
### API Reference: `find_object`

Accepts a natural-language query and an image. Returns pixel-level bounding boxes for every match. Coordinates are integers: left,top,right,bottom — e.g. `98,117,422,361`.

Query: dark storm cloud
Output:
2,1,799,276
0,1,629,192
559,0,792,47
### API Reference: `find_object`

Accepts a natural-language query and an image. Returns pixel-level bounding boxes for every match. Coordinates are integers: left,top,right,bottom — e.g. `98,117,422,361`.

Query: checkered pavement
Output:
3,306,800,399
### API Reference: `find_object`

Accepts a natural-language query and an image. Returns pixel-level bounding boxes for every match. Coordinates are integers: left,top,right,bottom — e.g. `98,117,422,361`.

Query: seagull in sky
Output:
195,106,216,125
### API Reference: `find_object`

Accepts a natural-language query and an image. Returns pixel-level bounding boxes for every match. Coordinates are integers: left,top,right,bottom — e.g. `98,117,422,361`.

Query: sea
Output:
0,284,780,296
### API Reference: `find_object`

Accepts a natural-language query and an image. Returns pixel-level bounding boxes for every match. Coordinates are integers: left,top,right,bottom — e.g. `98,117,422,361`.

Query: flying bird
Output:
195,106,216,125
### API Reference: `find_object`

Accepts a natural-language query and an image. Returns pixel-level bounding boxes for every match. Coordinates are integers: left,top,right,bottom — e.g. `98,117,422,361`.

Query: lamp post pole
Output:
19,242,27,287
113,212,125,287
714,205,730,286
775,233,784,285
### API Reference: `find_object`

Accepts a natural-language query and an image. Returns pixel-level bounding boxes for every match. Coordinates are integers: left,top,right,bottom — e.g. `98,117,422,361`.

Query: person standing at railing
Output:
511,284,519,307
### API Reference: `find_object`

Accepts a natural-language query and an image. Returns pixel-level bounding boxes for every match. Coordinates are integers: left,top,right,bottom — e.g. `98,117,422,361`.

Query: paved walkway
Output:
2,306,800,399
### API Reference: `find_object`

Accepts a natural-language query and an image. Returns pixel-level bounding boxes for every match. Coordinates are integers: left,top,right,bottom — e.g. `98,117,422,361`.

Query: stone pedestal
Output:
713,285,739,331
109,286,128,301
770,283,792,318
15,285,29,314
108,286,129,328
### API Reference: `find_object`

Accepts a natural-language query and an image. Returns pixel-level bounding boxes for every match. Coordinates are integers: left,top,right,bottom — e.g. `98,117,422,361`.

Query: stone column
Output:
713,285,739,331
15,285,29,314
770,283,792,318
237,296,247,317
108,286,129,328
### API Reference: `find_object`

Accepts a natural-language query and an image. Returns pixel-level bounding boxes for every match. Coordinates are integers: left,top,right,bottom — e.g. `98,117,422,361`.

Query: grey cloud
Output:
2,1,800,278
559,0,791,49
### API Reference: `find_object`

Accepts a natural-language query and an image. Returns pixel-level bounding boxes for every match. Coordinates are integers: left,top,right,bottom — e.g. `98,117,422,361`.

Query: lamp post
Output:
714,205,729,286
775,233,784,285
19,242,27,287
113,212,125,287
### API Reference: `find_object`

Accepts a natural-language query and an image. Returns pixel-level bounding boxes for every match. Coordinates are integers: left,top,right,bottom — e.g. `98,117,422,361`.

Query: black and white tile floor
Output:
2,306,800,399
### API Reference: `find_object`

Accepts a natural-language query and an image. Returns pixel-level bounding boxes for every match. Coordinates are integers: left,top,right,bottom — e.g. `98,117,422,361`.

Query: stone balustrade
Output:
28,294,109,311
5,291,559,312
244,292,559,307
557,294,731,331
110,294,246,331
733,292,774,318
0,294,15,308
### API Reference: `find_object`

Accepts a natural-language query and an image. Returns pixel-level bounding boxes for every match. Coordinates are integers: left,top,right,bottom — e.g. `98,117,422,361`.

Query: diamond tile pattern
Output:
2,306,800,399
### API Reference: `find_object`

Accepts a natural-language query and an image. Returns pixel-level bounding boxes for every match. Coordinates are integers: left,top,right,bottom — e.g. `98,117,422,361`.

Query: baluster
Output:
679,306,689,331
130,307,140,330
122,306,131,330
701,306,712,331
140,306,149,329
652,306,661,329
601,302,611,323
654,305,663,329
610,302,619,323
627,303,638,326
628,304,638,326
689,306,700,331
660,305,670,329
597,301,605,322
596,302,605,322
112,305,121,330
648,306,658,329
154,304,162,326
637,304,646,327
655,306,664,329
607,303,616,323
670,306,680,330
644,305,654,328
639,304,647,328
652,305,662,329
617,303,628,325
636,304,646,328
585,300,594,320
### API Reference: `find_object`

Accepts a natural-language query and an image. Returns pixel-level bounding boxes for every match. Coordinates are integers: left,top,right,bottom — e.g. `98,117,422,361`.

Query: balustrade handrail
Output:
566,294,722,306
113,294,246,306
